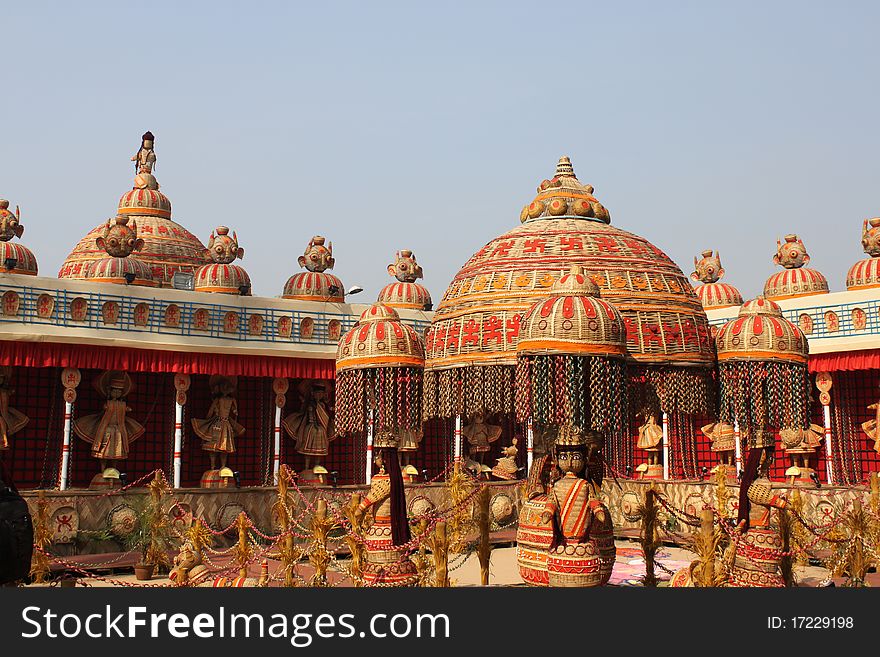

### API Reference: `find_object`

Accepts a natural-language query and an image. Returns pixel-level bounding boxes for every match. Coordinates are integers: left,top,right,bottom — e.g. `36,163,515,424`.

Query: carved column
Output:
172,373,191,488
59,368,81,490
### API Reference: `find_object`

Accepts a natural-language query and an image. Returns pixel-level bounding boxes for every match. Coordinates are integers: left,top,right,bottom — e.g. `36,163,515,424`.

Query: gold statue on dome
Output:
205,226,245,264
73,371,144,473
773,234,811,269
462,410,502,463
282,380,334,472
491,437,519,480
298,236,335,272
132,131,156,174
0,367,28,451
191,376,244,470
691,249,726,284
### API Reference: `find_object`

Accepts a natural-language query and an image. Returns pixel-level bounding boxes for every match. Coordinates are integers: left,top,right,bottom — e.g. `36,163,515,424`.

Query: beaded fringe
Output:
334,367,423,436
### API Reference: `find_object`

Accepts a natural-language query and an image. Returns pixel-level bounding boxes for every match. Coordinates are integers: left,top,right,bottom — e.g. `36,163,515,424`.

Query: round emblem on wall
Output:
620,490,642,523
489,492,516,526
107,504,139,539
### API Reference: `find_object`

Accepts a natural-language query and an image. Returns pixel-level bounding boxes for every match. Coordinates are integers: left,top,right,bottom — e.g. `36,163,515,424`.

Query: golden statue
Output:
282,380,334,471
491,438,519,480
862,401,880,454
780,424,823,470
702,422,736,466
637,414,663,466
0,366,28,451
73,371,144,471
462,410,502,463
191,375,244,470
132,131,156,174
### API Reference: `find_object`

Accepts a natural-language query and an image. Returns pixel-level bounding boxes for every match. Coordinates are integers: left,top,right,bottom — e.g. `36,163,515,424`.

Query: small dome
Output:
0,199,37,275
690,249,742,309
517,266,626,357
763,234,829,300
87,256,156,287
518,156,611,224
194,227,251,295
283,236,344,302
378,249,431,310
336,302,425,371
846,218,880,290
715,296,807,365
283,271,344,302
59,135,206,285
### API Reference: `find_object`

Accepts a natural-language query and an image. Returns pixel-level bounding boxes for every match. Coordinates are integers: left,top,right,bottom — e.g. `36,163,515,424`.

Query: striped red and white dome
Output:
118,186,172,219
336,302,425,371
715,296,807,365
517,266,626,357
763,267,829,301
194,263,251,295
846,258,880,291
0,242,38,275
87,256,157,287
283,271,344,302
694,282,743,310
377,281,432,310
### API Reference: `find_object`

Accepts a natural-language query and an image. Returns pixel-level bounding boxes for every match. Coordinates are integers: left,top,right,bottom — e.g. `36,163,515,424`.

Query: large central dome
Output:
423,157,713,421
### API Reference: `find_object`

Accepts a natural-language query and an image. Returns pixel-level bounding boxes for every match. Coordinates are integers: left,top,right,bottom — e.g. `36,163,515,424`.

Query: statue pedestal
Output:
88,473,121,491
298,468,328,486
636,464,664,480
200,470,233,489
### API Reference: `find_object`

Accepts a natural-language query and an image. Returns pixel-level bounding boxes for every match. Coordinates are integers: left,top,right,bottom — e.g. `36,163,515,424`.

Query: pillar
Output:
272,378,289,484
172,374,191,488
58,368,81,491
661,411,669,480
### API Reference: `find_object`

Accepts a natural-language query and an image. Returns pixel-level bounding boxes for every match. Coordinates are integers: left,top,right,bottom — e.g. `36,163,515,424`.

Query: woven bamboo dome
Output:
283,235,344,302
84,216,156,287
59,167,206,285
690,249,742,310
334,302,425,437
377,249,432,310
0,199,37,275
194,226,251,295
715,296,810,437
846,218,880,290
763,234,829,301
424,156,714,421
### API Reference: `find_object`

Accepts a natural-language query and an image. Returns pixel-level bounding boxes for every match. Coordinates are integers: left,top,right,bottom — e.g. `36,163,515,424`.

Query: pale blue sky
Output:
3,1,878,300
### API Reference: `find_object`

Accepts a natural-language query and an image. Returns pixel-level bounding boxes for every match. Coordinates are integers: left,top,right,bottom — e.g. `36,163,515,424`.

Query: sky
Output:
2,1,879,301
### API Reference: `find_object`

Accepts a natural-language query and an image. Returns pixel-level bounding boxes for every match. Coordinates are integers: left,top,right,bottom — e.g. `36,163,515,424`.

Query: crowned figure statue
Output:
282,380,334,474
0,366,28,452
132,131,156,174
192,375,244,470
461,411,502,463
73,371,144,477
540,426,615,587
357,433,418,586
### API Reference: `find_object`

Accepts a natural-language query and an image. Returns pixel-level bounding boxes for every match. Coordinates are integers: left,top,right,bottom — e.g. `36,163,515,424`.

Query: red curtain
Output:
0,339,334,379
809,349,880,373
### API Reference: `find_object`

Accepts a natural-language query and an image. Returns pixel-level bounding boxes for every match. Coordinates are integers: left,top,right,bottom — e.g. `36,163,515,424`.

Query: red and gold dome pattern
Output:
694,282,742,310
517,267,626,357
377,281,432,310
283,271,344,302
87,256,157,288
427,216,713,369
336,303,425,371
118,187,172,219
763,267,829,301
846,258,880,291
194,263,251,295
0,242,38,275
715,297,807,365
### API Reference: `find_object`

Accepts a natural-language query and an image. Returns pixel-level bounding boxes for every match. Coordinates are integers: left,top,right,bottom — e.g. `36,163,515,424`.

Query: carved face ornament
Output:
691,249,724,284
773,234,810,269
862,218,880,257
297,236,334,272
388,249,423,283
0,200,23,243
205,226,244,264
97,217,144,258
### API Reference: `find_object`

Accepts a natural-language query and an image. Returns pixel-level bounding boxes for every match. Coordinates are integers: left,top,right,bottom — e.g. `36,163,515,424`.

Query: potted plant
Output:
122,486,175,581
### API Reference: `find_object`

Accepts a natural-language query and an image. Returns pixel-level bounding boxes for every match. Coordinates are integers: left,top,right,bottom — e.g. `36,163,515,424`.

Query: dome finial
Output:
555,156,576,178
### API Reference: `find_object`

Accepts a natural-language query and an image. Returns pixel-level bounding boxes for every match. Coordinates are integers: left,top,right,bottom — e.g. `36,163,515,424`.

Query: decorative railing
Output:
0,283,432,347
708,297,880,343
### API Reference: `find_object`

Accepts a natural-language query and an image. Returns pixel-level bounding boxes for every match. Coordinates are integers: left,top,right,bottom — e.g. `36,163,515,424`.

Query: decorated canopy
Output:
715,296,810,440
423,156,714,421
514,265,628,465
334,302,425,437
763,234,829,301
